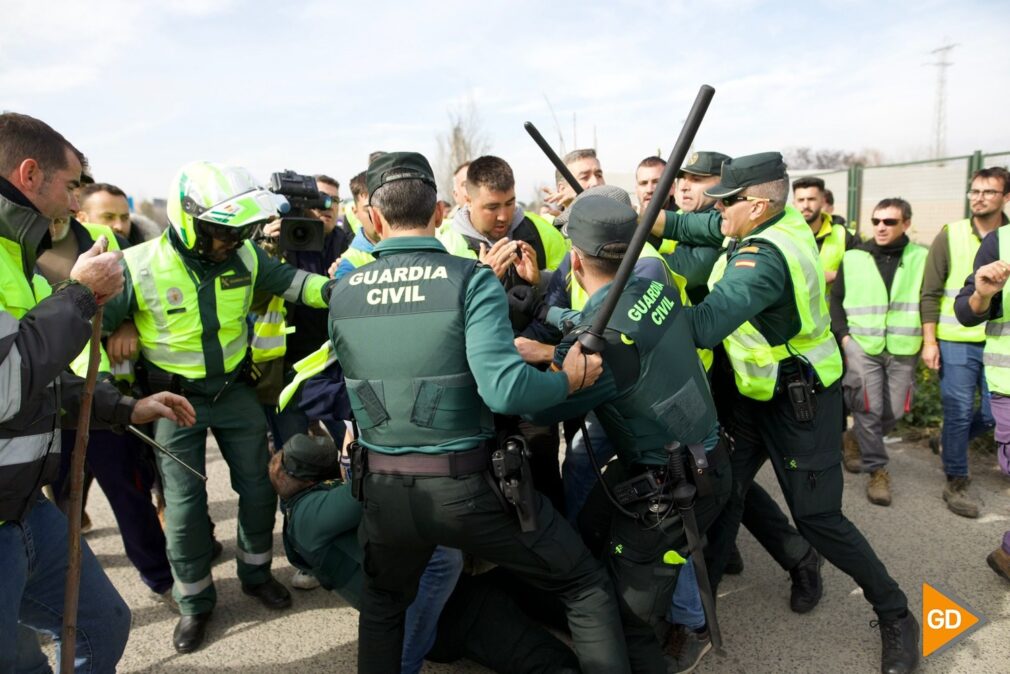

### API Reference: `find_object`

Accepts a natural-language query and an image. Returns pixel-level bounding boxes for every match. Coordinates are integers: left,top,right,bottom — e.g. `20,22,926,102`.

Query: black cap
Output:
366,152,437,196
679,151,730,178
281,434,340,482
704,152,788,198
566,192,637,257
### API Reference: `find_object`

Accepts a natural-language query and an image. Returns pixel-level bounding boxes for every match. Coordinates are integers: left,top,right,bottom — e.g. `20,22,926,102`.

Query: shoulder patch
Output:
734,260,757,268
738,245,761,254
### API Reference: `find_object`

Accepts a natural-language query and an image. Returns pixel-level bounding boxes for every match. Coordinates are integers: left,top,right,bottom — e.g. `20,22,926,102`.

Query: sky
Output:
3,0,1008,204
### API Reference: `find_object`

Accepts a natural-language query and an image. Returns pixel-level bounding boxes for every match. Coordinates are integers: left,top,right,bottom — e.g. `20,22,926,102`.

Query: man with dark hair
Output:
652,152,919,673
635,156,674,212
334,170,379,280
328,151,629,674
0,111,196,672
544,148,606,210
921,166,1010,518
823,188,848,227
831,198,927,504
793,176,857,288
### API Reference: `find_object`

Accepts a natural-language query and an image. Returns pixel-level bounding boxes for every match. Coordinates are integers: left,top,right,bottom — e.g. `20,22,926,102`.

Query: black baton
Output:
523,122,583,196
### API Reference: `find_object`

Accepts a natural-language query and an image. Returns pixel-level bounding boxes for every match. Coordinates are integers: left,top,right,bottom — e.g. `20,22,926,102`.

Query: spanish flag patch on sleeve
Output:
735,260,757,268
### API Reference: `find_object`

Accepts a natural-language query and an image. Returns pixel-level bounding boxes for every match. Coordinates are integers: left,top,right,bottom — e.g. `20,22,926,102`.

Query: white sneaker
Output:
291,569,320,590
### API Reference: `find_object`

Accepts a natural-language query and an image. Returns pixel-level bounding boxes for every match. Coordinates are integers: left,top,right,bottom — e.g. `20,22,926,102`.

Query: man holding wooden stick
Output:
0,112,195,673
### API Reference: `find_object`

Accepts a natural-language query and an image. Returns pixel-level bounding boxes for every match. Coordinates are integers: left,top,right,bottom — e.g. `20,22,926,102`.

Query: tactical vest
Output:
122,233,259,379
817,216,846,274
984,230,1010,395
568,244,713,371
841,245,927,356
937,219,986,342
585,277,717,466
328,248,493,452
708,207,843,401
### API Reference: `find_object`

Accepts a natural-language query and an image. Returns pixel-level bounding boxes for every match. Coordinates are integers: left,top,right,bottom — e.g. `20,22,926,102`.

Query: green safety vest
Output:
589,277,717,465
278,341,336,411
937,219,987,342
342,245,376,270
708,207,843,401
438,212,571,271
841,245,927,356
983,231,1010,395
568,244,713,371
122,233,259,379
328,249,494,452
816,215,846,274
251,294,291,364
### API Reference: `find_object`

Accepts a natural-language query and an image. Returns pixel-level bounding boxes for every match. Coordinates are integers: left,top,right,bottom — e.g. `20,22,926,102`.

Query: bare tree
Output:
435,97,490,200
784,147,885,170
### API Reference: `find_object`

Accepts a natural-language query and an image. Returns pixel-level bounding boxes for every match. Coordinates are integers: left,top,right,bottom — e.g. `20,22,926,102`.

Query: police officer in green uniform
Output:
650,153,919,674
524,194,731,674
327,152,630,674
102,161,334,653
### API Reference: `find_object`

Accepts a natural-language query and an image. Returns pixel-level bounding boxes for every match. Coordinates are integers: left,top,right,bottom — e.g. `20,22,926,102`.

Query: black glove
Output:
506,285,538,331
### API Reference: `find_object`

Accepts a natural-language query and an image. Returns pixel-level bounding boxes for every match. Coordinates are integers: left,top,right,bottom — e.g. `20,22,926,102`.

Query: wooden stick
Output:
60,246,107,673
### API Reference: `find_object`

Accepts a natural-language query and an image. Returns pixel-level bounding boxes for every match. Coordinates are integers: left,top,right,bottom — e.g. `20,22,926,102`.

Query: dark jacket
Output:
283,228,349,365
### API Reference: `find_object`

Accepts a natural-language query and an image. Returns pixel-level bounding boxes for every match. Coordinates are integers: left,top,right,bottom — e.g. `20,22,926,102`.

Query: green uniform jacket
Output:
661,209,802,349
329,236,570,454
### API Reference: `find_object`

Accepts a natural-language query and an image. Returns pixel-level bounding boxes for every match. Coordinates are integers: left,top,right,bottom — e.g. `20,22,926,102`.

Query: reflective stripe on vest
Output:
251,295,288,363
937,219,986,342
817,217,846,274
278,342,336,411
342,246,376,270
841,245,927,356
708,207,843,401
984,230,1010,394
123,234,259,378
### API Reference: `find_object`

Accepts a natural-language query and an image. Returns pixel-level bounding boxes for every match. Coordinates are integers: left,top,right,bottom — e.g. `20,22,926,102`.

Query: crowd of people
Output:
1,109,1009,674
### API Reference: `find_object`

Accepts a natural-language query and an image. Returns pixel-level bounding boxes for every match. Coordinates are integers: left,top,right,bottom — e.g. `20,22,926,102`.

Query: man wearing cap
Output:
651,152,919,673
327,151,628,674
525,193,731,674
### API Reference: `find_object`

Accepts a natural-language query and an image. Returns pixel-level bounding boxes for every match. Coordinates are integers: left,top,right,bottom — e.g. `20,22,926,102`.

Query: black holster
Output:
491,435,538,533
349,440,367,502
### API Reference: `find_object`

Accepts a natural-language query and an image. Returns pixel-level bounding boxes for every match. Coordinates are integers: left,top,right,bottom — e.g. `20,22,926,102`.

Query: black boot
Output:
788,547,823,614
173,612,212,653
724,543,744,575
877,611,920,674
242,576,292,609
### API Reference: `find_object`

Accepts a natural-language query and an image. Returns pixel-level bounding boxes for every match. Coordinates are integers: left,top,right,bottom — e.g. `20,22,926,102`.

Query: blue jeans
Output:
939,340,994,476
666,556,706,631
1,497,131,673
563,412,615,524
401,546,463,674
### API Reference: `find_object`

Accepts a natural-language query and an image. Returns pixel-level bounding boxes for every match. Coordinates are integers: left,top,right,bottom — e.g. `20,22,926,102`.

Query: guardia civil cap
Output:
565,192,637,258
679,151,731,178
281,434,340,482
704,152,788,198
554,184,633,231
366,152,437,196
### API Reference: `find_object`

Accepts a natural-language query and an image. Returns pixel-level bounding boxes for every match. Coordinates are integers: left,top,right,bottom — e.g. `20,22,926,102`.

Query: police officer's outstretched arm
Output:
650,208,723,246
464,265,600,415
253,244,334,307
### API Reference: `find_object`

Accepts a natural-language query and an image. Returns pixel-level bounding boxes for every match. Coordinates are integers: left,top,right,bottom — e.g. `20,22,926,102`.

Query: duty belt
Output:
366,446,489,477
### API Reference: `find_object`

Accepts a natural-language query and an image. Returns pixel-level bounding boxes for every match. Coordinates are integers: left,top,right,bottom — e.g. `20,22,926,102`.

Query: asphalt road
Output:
60,434,1009,673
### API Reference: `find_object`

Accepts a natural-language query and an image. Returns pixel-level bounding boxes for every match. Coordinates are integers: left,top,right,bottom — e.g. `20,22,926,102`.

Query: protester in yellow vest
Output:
792,176,856,291
333,170,380,280
102,161,333,654
953,209,1010,584
920,166,1010,519
652,152,919,673
830,198,926,506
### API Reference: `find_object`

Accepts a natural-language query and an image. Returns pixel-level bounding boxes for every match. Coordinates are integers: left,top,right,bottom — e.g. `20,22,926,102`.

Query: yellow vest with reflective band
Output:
122,233,259,379
278,341,336,411
568,244,713,370
251,295,290,363
438,212,571,270
657,239,677,255
984,230,1010,394
79,222,121,252
708,207,843,401
816,215,846,275
937,219,987,342
841,245,927,356
343,202,362,234
343,245,376,270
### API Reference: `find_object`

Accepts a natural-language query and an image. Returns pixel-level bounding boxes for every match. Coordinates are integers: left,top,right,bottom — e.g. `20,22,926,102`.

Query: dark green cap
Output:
679,151,730,177
366,151,437,196
704,152,788,198
566,189,637,257
281,434,340,482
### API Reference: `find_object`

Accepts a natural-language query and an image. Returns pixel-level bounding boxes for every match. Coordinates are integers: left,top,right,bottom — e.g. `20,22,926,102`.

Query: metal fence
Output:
800,150,1010,245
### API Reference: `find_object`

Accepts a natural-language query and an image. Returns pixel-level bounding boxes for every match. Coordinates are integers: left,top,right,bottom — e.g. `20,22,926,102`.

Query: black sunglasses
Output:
870,218,902,227
719,195,769,208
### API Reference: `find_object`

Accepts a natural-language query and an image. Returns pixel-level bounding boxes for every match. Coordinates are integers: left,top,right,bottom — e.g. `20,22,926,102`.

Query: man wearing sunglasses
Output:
650,152,919,674
920,166,1010,519
102,161,336,653
829,199,926,505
